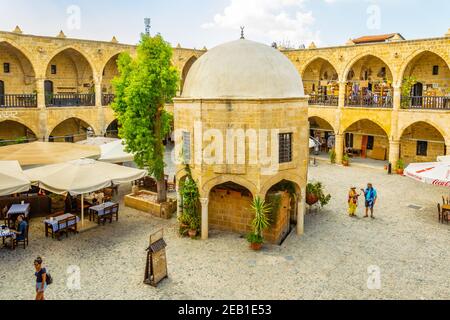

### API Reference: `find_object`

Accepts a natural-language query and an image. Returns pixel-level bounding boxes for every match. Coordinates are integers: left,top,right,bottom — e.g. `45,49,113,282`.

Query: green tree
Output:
112,34,179,203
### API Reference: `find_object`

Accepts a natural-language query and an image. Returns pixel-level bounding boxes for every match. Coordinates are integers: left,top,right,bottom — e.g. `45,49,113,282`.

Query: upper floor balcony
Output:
308,94,338,107
0,94,37,108
401,96,450,110
45,93,96,107
346,94,393,108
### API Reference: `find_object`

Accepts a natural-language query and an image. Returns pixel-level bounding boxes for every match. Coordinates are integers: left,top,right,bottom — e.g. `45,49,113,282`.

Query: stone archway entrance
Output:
0,120,37,145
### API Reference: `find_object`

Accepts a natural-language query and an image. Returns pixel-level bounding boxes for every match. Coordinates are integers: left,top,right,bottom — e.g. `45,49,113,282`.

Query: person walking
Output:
362,183,377,219
34,257,47,300
347,187,360,217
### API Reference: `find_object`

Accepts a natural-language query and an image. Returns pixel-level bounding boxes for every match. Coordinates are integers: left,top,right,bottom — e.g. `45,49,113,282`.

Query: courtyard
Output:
1,163,449,300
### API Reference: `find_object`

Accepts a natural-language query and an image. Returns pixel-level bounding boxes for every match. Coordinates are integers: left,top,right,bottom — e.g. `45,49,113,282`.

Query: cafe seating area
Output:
438,196,450,224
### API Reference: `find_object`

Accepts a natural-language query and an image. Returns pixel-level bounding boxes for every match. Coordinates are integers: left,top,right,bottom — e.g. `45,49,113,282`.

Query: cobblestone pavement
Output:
1,163,449,300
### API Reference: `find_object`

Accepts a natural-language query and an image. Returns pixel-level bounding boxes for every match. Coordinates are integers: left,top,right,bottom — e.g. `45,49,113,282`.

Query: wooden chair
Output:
56,218,69,240
1,206,8,226
443,196,449,205
101,206,113,225
103,188,113,202
438,203,442,223
76,198,90,215
111,204,119,222
13,224,29,249
66,215,79,235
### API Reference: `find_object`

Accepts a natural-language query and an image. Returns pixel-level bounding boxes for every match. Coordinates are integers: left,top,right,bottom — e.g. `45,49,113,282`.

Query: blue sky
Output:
0,0,448,48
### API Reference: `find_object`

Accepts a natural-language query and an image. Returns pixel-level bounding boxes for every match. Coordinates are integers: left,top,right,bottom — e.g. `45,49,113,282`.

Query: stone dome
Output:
182,39,305,99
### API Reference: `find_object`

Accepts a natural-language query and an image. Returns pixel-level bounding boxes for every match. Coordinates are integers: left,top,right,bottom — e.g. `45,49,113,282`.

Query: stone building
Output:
0,26,449,163
174,39,309,242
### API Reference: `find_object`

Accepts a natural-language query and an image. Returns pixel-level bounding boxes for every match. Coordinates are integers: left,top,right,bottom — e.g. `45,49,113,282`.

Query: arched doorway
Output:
0,41,37,107
208,181,254,236
302,58,339,106
264,180,301,244
343,119,389,165
400,122,446,163
0,120,36,145
101,54,121,105
49,118,94,143
401,51,450,109
180,56,197,94
105,119,119,138
345,55,394,108
45,48,95,107
309,116,335,156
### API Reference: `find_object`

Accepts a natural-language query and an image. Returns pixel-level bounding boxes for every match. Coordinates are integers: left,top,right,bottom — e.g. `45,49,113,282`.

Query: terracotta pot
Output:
342,160,349,167
306,193,319,206
188,229,197,238
396,169,404,175
250,242,262,251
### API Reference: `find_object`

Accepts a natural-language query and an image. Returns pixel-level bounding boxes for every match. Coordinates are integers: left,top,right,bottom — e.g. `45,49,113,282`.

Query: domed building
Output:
174,38,309,243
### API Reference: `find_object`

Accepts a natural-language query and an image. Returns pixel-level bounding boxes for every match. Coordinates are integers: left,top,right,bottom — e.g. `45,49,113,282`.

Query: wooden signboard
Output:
144,229,168,287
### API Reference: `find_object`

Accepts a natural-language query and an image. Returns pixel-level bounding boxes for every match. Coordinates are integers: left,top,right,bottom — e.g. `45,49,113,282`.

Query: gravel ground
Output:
1,163,450,300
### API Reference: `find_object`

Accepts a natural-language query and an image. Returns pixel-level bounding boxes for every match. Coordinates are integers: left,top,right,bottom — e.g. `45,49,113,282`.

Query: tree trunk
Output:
155,105,167,204
156,177,167,203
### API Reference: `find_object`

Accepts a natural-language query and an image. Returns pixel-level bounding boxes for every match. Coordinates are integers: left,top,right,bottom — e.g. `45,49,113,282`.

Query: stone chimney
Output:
111,36,118,43
57,30,66,38
13,26,23,34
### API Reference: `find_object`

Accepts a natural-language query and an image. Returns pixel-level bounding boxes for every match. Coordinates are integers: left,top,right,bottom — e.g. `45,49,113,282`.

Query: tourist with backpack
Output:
34,257,52,300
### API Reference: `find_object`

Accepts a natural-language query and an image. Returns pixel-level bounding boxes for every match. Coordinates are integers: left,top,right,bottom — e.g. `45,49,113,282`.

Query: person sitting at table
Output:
95,192,105,204
12,215,27,241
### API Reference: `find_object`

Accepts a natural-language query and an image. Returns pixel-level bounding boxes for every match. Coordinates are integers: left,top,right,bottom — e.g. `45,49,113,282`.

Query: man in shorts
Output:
361,183,377,219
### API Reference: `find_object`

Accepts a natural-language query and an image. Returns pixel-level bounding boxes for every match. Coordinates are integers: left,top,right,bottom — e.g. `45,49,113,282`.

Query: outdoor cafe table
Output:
0,226,16,249
44,213,80,237
6,203,30,227
89,202,117,223
443,205,450,215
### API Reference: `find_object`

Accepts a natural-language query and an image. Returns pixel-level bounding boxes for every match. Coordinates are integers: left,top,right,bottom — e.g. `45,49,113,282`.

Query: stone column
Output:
335,133,344,165
94,76,103,107
389,140,400,169
446,142,450,156
297,190,306,236
338,81,346,109
393,84,401,111
94,75,105,136
36,78,46,109
200,198,209,240
176,187,182,218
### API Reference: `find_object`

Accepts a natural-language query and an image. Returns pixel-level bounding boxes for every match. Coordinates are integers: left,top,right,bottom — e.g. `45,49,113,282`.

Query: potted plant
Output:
306,182,332,208
396,159,405,175
247,196,271,251
329,149,336,164
188,214,200,239
342,154,350,166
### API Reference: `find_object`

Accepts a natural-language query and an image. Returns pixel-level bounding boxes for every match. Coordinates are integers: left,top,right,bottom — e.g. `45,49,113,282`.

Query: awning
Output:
0,161,31,196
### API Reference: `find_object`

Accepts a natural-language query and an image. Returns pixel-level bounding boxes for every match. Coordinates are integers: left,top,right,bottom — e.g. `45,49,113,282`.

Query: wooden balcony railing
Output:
102,94,115,106
0,94,37,108
346,95,393,108
45,93,96,107
308,95,339,106
401,96,450,110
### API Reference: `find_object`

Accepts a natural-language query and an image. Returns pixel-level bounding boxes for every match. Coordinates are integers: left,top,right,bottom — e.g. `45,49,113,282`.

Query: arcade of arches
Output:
0,29,449,166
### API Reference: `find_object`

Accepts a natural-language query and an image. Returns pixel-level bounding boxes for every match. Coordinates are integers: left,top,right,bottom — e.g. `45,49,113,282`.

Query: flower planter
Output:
188,229,197,238
396,169,404,175
250,242,262,251
306,193,319,206
342,160,350,167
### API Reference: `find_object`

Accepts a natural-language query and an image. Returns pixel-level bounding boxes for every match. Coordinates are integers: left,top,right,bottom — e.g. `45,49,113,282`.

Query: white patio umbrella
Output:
0,161,31,196
24,159,147,226
437,155,450,163
99,140,134,164
404,162,450,188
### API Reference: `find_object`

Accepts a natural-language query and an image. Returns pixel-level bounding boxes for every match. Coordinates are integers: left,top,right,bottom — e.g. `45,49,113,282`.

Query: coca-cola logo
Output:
432,180,450,187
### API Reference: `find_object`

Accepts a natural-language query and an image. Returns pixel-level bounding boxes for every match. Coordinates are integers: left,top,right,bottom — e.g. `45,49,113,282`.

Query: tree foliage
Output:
112,34,179,201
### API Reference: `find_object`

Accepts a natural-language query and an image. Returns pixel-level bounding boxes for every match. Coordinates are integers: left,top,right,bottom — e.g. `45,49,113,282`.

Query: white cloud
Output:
202,0,321,48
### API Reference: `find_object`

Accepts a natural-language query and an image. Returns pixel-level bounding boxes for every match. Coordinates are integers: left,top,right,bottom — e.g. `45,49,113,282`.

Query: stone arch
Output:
309,116,337,134
180,56,197,93
398,121,447,163
105,119,119,138
260,173,303,198
341,117,390,137
0,40,37,95
201,175,258,199
342,52,395,83
48,117,96,142
0,38,37,73
398,120,447,143
101,51,128,94
399,49,450,83
0,120,37,142
342,118,390,160
44,45,97,77
300,56,340,81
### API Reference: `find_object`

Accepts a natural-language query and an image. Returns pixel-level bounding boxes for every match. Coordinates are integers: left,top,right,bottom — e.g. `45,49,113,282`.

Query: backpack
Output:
46,272,53,285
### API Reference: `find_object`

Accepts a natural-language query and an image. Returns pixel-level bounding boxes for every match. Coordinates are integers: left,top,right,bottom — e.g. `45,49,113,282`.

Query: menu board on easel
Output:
144,229,168,287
